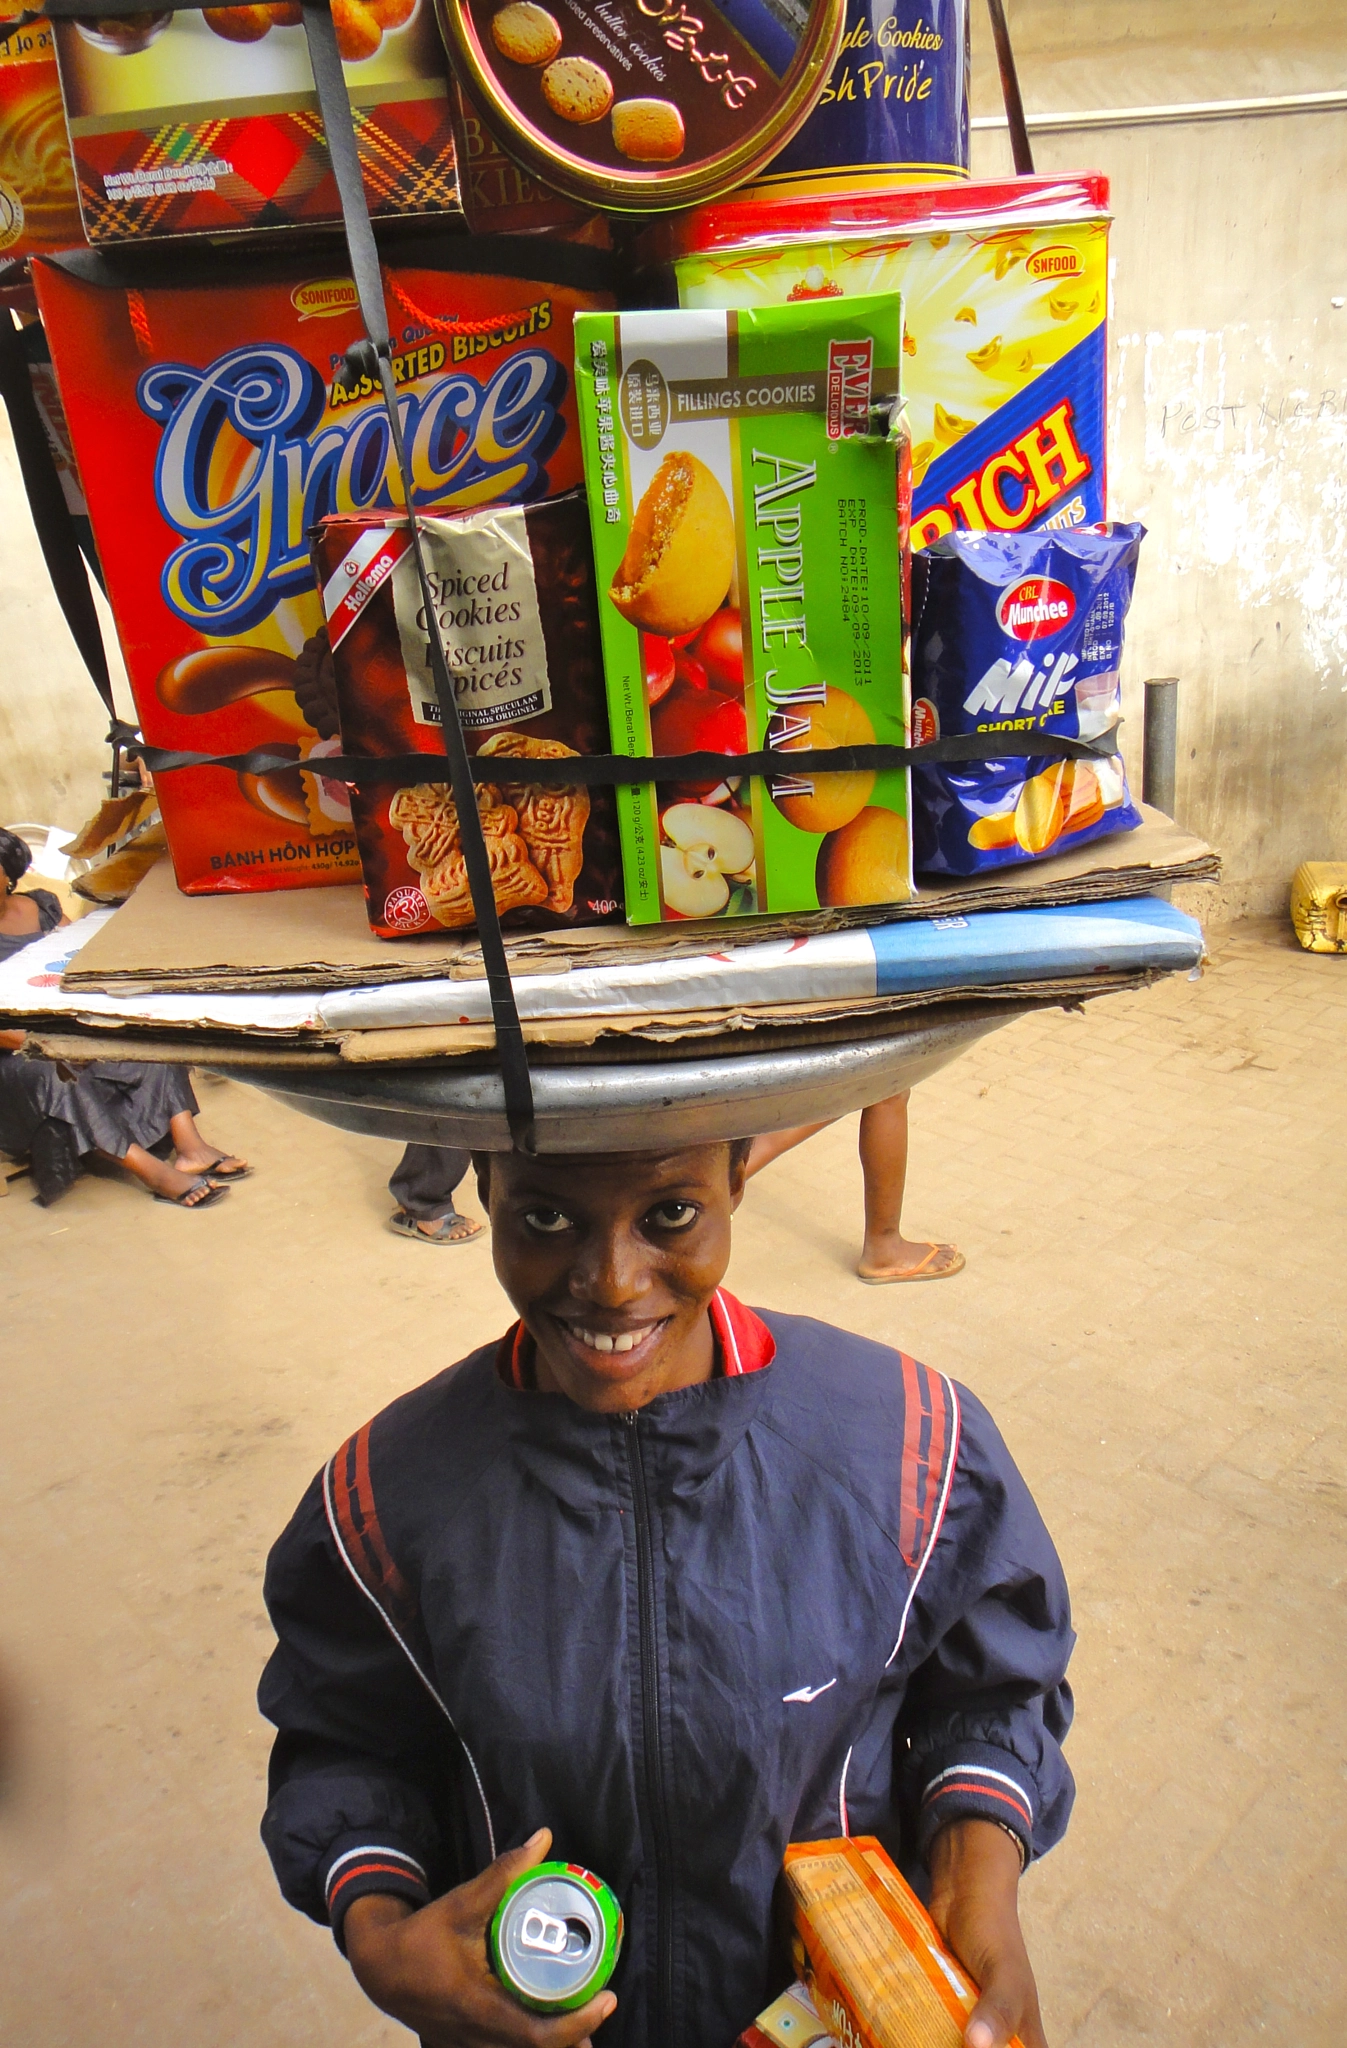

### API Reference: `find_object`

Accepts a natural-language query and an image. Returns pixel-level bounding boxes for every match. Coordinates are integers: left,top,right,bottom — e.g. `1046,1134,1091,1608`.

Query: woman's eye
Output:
647,1200,698,1230
523,1207,573,1235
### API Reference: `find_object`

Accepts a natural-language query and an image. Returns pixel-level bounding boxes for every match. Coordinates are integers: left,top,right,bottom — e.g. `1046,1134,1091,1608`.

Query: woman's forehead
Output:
487,1144,735,1196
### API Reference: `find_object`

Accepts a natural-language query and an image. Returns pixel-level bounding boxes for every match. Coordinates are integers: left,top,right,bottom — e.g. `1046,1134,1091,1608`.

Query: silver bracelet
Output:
996,1821,1028,1872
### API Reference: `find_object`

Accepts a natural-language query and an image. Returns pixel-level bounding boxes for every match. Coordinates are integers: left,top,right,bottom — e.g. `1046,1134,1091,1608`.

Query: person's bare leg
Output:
169,1109,247,1177
856,1092,963,1282
104,1142,226,1207
744,1120,835,1178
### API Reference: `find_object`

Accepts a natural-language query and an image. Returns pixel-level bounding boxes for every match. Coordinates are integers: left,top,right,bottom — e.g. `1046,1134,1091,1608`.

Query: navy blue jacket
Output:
259,1302,1074,2048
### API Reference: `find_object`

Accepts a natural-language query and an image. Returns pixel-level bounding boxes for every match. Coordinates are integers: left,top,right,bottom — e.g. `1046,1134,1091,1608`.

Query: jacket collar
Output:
484,1291,777,1500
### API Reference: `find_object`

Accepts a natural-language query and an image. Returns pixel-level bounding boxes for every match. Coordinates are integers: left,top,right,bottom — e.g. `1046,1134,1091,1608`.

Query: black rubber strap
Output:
986,0,1035,175
301,0,535,1148
0,310,115,717
133,727,1124,783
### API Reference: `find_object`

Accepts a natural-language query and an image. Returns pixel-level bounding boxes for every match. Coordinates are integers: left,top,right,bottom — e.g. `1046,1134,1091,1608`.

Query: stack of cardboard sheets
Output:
3,810,1216,1069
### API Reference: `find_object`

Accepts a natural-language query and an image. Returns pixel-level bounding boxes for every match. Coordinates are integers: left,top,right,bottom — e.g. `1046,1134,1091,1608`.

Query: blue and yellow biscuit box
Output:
649,174,1110,550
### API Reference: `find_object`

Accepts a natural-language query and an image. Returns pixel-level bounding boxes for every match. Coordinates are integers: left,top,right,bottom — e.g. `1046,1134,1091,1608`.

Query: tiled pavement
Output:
1,915,1342,2044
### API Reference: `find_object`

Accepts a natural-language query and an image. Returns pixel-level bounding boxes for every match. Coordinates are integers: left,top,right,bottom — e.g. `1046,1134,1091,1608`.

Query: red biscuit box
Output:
32,234,615,893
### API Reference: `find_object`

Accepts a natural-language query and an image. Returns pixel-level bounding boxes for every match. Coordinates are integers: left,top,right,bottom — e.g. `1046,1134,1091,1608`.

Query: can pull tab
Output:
519,1909,593,1959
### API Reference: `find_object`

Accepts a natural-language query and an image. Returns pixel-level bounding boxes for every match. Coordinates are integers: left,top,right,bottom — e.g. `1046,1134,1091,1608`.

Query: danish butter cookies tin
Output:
575,294,911,924
434,0,846,211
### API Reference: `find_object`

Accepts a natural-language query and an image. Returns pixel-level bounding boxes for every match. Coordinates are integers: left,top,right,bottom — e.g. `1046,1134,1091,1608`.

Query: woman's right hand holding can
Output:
343,1828,617,2048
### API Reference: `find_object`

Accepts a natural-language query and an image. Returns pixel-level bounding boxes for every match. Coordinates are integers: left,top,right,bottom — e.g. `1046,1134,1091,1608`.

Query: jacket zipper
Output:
625,1412,674,2048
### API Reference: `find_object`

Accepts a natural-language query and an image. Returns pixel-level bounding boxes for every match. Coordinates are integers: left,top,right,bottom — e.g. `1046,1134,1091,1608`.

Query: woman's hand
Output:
343,1827,617,2048
0,1030,26,1053
927,1819,1046,2048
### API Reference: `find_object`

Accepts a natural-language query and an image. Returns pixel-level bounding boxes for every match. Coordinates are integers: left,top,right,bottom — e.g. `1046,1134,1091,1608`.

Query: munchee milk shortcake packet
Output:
910,523,1145,874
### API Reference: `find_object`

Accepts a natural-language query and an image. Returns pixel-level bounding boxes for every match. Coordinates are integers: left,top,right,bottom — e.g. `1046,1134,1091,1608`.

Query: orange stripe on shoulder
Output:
330,1423,415,1622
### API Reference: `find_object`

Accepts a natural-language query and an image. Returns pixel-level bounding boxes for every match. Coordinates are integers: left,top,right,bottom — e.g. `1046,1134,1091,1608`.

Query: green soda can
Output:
490,1861,623,2014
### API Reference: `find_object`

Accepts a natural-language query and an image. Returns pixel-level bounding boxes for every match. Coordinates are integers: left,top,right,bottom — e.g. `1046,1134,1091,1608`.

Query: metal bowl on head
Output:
219,1007,1025,1152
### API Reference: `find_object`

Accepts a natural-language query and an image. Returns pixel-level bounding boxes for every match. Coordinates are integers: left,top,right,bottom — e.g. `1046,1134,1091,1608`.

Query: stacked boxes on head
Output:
17,0,1141,933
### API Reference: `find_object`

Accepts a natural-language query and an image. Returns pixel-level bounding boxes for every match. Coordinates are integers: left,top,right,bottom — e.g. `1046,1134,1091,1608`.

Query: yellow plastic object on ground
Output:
1290,862,1347,953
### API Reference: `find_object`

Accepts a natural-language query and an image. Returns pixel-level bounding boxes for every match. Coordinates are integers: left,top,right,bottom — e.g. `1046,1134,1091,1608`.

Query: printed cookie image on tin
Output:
490,1862,624,2013
611,97,686,163
490,0,561,61
540,52,613,123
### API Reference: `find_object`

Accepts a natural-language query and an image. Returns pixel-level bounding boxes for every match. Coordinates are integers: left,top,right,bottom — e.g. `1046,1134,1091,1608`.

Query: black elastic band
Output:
300,0,536,1149
0,311,115,717
133,727,1123,785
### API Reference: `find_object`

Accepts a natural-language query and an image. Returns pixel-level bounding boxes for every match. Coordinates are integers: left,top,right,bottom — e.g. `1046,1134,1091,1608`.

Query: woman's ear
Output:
728,1138,751,1211
472,1151,492,1214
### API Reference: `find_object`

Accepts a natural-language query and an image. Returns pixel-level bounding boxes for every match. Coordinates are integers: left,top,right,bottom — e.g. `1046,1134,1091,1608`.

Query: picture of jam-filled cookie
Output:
491,0,561,64
609,452,734,638
611,97,685,162
541,55,614,125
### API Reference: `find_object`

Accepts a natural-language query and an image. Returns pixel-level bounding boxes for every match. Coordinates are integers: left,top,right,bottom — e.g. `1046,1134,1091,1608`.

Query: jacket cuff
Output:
322,1831,432,1951
916,1742,1036,1866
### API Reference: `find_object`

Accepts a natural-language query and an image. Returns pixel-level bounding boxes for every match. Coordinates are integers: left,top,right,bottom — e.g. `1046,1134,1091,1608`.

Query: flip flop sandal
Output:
388,1208,484,1246
155,1175,229,1210
202,1157,251,1180
857,1242,966,1285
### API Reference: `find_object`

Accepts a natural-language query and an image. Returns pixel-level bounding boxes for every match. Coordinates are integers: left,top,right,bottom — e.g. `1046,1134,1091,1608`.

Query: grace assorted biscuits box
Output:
33,237,611,893
50,0,457,243
656,174,1109,551
575,296,911,925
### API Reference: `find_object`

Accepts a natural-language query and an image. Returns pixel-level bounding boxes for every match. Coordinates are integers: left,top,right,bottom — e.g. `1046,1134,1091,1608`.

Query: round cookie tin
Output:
434,0,846,211
490,1862,624,2012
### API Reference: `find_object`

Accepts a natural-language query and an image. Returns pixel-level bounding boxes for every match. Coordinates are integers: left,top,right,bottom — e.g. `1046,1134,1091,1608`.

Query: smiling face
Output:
475,1143,749,1413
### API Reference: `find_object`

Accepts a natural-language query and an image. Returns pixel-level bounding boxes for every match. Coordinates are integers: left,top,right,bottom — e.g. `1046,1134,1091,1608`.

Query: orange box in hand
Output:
783,1837,1024,2048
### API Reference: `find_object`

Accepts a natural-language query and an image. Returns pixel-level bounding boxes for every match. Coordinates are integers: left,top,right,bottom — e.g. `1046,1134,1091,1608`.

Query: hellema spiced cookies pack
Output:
314,491,624,937
575,293,911,923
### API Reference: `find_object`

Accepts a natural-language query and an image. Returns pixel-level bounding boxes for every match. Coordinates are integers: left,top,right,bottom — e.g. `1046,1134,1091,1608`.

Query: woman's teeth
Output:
571,1326,649,1354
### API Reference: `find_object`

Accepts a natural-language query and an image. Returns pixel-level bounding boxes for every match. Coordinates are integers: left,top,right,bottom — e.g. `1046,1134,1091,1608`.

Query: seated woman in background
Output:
0,828,248,1210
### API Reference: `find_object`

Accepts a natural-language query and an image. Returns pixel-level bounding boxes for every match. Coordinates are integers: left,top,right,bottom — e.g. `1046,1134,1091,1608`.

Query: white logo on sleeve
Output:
782,1678,837,1704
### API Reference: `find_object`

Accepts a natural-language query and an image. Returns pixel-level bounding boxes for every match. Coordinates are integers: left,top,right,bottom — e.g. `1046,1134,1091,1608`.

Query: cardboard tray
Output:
62,808,1218,996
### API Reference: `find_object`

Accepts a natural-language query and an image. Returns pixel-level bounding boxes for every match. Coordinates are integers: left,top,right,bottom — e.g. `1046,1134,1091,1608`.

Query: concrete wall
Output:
3,1,1345,910
0,420,134,840
972,0,1347,918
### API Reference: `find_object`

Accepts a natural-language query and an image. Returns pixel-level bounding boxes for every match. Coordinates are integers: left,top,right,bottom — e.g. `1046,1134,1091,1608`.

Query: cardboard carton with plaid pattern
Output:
51,0,459,243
